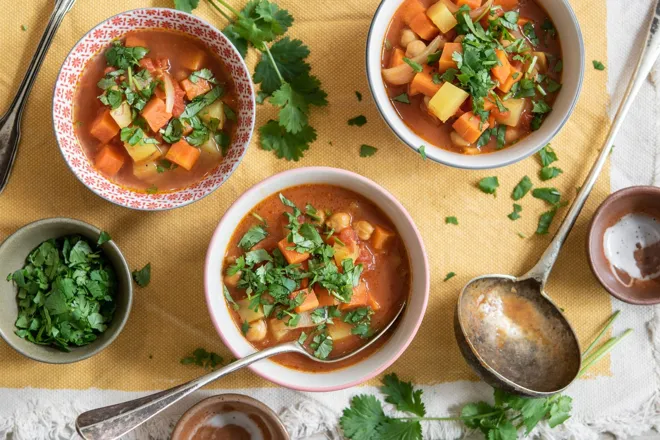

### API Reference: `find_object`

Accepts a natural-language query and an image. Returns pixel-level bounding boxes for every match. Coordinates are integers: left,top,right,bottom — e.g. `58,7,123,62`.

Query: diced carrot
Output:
497,66,522,93
482,98,495,111
371,226,395,251
439,42,463,73
165,139,201,171
457,0,481,9
171,80,186,118
315,286,339,307
400,0,426,25
480,6,504,28
390,48,405,68
124,32,147,48
491,103,510,120
89,109,120,143
180,49,205,71
154,85,166,100
182,119,193,135
299,261,309,288
493,0,518,8
277,238,310,265
409,69,441,97
340,282,370,310
94,145,125,176
488,113,496,128
491,49,512,85
290,288,319,313
139,58,156,74
154,58,170,70
409,13,439,40
180,78,211,101
141,97,172,132
452,111,490,143
517,17,531,27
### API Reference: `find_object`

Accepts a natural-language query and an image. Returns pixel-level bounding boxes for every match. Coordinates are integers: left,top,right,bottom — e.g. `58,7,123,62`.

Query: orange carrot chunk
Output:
141,97,172,132
457,0,482,9
494,0,519,8
180,78,211,101
315,286,339,307
400,0,426,24
517,17,531,27
277,238,310,265
94,145,125,177
439,42,463,73
491,49,512,85
290,288,320,313
180,49,205,71
171,80,187,117
497,66,522,93
90,109,120,144
452,111,490,143
340,281,370,310
371,226,395,251
164,139,201,171
138,58,156,74
124,32,147,48
409,70,442,97
409,12,439,40
390,48,406,68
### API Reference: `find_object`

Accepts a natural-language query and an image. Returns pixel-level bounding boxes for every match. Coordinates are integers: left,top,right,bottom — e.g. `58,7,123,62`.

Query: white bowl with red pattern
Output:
53,8,255,210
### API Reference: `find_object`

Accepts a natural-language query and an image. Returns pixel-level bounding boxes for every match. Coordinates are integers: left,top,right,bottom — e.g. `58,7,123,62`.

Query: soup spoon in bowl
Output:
75,301,406,440
455,0,660,397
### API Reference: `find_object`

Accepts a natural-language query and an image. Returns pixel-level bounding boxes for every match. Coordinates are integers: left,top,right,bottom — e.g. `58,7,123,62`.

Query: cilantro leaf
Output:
173,0,199,12
532,187,561,205
348,115,367,127
478,176,499,195
540,166,563,181
376,420,422,440
223,284,240,311
132,263,151,287
340,395,388,440
592,60,605,71
181,347,224,369
418,145,427,160
238,225,268,250
444,272,456,281
392,93,410,104
97,231,111,245
403,57,423,73
445,216,458,225
539,144,558,166
105,41,148,70
270,83,309,134
253,37,310,95
512,175,533,200
355,91,363,101
380,373,426,417
259,119,316,161
189,68,217,84
181,87,223,118
536,208,557,234
508,203,522,220
360,144,377,157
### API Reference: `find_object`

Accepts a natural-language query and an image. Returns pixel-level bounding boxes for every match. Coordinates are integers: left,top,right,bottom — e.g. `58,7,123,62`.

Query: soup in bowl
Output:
205,167,429,391
54,9,255,210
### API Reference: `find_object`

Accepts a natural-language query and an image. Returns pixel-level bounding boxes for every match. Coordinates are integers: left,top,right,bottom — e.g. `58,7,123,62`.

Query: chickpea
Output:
405,40,426,58
311,209,327,225
354,220,375,241
325,212,351,231
400,28,419,48
245,319,267,342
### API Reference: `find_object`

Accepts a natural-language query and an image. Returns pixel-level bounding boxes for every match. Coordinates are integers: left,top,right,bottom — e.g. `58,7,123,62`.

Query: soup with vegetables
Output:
74,29,237,193
381,0,562,154
223,185,411,372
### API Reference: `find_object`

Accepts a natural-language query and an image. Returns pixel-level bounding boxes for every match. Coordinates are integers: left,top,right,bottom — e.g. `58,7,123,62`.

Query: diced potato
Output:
237,299,264,323
450,130,472,147
198,100,225,129
532,52,548,73
505,126,522,143
109,101,132,128
372,226,395,250
426,1,458,33
326,212,351,231
333,241,359,266
354,221,375,241
328,321,353,342
124,139,162,163
270,311,316,341
246,319,267,342
224,270,242,288
428,83,469,123
496,98,526,127
200,134,222,156
132,161,160,183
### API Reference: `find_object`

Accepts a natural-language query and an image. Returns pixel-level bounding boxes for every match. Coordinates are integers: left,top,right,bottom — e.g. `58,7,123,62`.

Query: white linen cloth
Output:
1,1,660,439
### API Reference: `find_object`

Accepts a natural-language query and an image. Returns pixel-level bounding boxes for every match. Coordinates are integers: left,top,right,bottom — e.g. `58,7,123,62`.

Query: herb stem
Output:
212,0,241,17
127,66,134,91
398,410,505,422
582,310,620,358
262,43,286,85
579,329,633,377
206,0,235,21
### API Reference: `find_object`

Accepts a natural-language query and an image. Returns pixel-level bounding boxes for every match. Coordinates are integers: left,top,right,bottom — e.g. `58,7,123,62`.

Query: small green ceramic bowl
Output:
0,218,133,363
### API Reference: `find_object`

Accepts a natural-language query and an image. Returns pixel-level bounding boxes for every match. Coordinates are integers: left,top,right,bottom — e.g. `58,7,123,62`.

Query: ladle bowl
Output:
455,0,660,397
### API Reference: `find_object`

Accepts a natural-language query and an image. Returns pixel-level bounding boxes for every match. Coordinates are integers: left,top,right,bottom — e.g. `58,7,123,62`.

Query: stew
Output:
223,185,411,372
381,0,563,154
74,29,237,193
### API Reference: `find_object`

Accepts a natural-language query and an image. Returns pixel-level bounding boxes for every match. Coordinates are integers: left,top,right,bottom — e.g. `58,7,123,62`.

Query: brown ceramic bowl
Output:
171,394,289,440
587,186,660,305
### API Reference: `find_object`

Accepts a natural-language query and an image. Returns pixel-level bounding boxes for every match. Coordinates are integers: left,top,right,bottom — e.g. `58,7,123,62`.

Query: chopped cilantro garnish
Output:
392,93,410,104
540,166,563,181
418,145,427,160
360,144,378,157
403,57,423,73
132,263,151,287
238,225,268,250
97,231,112,245
445,216,458,225
532,187,561,205
355,91,363,101
508,203,522,220
478,176,499,195
181,347,224,369
539,144,558,167
537,208,558,235
592,60,606,71
444,272,456,281
348,115,367,127
512,176,533,200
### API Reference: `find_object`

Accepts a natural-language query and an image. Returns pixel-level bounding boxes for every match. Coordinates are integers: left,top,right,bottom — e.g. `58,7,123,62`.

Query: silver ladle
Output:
75,302,406,439
455,0,660,397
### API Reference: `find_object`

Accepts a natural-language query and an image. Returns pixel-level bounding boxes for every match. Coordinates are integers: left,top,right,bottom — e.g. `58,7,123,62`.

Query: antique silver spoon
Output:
75,301,406,440
455,0,660,397
0,0,76,194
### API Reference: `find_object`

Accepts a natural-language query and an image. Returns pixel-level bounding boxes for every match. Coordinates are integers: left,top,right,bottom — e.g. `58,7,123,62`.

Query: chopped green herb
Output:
189,68,217,84
180,347,224,369
403,57,423,73
241,321,250,335
518,232,527,239
348,115,367,127
537,208,558,235
97,231,112,246
539,144,558,167
392,93,410,104
540,166,563,181
508,203,522,220
478,176,499,195
355,91,363,101
132,263,151,287
360,144,378,157
592,60,606,71
21,24,27,31
444,272,456,282
146,185,158,194
532,187,561,205
418,145,427,160
512,175,533,200
554,59,563,72
445,216,458,225
238,225,268,250
427,51,442,64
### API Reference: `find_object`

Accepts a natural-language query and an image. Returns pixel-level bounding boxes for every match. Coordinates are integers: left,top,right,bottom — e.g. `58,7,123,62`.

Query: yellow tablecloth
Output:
0,0,610,391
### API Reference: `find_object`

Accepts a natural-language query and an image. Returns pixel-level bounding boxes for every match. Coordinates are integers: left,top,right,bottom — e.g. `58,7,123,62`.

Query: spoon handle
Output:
0,0,76,194
521,0,660,286
75,342,302,440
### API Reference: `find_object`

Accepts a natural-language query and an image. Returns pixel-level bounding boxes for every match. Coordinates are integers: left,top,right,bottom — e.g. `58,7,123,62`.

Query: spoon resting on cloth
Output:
455,0,660,398
75,301,406,440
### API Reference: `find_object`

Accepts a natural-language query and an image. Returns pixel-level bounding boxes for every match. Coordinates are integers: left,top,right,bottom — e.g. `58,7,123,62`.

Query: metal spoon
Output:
75,301,406,440
455,0,660,397
0,0,76,194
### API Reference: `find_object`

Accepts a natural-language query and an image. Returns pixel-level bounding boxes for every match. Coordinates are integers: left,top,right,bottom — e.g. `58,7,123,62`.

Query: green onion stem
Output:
579,329,632,377
582,310,620,358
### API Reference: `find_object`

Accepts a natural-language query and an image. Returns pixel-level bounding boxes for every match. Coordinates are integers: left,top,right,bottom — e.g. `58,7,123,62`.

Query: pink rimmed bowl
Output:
53,8,255,211
204,167,430,391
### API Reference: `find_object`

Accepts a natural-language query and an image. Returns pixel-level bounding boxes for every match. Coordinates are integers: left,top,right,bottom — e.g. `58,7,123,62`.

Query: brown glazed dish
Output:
587,186,660,305
171,394,289,440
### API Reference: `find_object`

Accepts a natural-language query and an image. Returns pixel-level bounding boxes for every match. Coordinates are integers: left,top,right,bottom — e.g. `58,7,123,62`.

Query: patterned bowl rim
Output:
52,7,256,211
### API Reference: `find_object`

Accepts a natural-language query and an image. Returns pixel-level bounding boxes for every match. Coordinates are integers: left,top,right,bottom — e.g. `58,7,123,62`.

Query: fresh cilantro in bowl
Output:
7,235,117,351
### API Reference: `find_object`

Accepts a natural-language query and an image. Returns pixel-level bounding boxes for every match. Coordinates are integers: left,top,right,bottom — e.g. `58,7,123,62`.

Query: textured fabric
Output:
0,0,612,395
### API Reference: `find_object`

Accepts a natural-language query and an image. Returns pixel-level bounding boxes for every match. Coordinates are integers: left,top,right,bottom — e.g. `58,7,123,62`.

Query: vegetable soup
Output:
381,0,563,154
74,29,237,193
223,185,411,372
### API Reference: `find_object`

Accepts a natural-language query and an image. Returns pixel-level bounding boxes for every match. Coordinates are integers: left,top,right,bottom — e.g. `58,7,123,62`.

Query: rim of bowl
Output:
204,167,430,391
587,185,660,305
0,217,133,363
52,8,255,211
365,0,585,169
